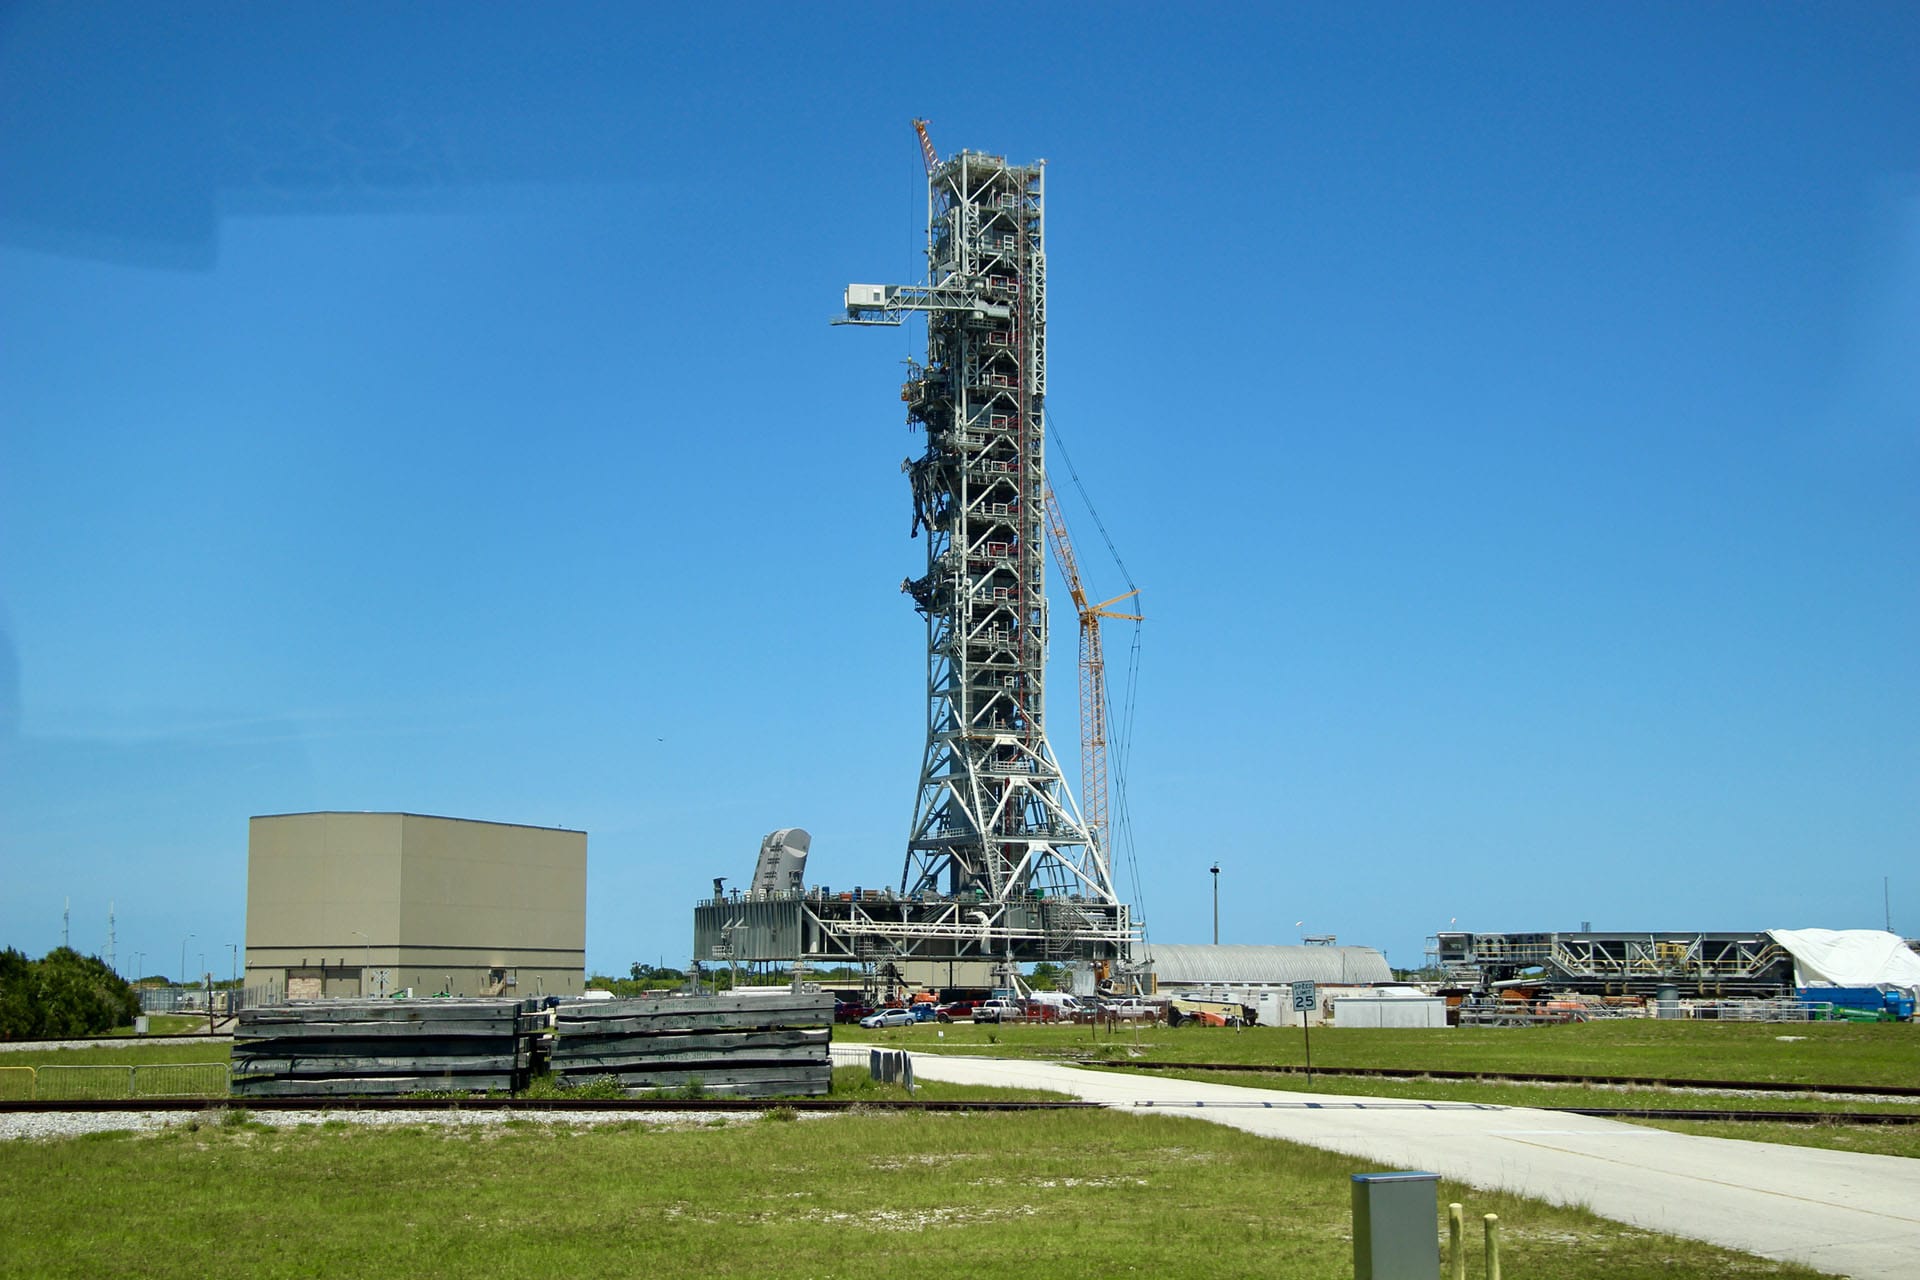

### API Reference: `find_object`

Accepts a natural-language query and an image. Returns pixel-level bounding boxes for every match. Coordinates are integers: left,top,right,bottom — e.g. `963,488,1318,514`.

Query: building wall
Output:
244,812,586,999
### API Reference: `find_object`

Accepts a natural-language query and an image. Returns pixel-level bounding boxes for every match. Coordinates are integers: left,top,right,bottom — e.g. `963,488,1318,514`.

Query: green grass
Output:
1104,1065,1920,1116
826,1065,1073,1103
868,1018,1920,1088
1625,1116,1920,1160
0,1107,1837,1279
105,1013,216,1037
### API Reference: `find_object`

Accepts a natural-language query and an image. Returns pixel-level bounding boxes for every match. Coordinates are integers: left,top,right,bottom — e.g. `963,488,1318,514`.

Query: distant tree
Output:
1027,962,1065,991
623,962,688,990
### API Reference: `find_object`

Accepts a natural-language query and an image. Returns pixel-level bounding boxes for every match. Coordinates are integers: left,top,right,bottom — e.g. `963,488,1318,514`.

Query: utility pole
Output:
180,933,194,990
1210,863,1220,945
63,897,69,950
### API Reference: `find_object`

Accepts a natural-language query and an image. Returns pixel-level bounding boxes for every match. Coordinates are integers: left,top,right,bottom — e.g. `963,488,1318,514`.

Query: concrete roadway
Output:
834,1045,1920,1280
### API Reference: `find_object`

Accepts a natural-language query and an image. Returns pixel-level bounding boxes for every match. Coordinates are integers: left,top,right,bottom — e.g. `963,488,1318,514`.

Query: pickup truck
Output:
970,998,1023,1023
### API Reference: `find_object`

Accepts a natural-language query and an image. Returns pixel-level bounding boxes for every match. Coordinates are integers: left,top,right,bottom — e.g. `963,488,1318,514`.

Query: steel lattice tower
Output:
840,145,1122,920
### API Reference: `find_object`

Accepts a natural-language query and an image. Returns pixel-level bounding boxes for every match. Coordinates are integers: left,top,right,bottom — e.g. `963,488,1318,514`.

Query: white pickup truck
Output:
970,998,1024,1023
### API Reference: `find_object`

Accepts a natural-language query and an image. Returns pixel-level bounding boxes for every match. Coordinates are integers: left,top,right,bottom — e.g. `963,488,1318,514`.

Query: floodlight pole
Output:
1210,863,1220,945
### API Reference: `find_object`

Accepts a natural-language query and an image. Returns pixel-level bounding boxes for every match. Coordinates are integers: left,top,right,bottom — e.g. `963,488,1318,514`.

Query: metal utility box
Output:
1351,1170,1439,1280
845,284,888,309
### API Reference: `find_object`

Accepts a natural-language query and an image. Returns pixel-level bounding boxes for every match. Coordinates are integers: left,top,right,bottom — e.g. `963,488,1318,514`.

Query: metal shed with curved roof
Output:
1143,943,1392,991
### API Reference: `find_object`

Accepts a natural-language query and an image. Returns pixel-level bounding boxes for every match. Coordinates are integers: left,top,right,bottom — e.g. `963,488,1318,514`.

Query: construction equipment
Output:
1042,482,1141,856
912,118,939,176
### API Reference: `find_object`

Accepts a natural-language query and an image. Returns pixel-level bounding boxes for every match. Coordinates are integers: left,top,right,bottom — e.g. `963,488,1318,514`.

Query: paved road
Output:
835,1046,1920,1280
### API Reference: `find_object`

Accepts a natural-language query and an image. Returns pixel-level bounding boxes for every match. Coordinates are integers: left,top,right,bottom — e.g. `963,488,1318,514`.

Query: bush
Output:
0,947,140,1040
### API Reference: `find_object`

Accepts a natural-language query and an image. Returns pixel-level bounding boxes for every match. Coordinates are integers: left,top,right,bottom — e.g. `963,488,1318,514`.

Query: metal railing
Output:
4,1063,230,1100
1696,1000,1833,1023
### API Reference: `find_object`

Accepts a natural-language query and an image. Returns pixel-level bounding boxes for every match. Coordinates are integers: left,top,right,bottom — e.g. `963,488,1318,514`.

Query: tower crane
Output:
1042,482,1142,857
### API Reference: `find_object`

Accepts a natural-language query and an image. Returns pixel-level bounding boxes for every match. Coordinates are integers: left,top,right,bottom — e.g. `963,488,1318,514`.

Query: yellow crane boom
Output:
1042,482,1141,854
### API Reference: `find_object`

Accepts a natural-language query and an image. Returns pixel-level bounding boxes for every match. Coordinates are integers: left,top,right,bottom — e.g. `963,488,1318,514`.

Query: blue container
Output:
1798,986,1915,1020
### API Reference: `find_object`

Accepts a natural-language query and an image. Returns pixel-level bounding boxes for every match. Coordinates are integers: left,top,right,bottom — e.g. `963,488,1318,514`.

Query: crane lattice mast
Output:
1042,483,1140,855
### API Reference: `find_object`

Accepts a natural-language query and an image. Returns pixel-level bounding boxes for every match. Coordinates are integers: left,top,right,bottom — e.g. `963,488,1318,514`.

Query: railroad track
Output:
1078,1059,1920,1100
0,1097,1091,1114
0,1096,1913,1125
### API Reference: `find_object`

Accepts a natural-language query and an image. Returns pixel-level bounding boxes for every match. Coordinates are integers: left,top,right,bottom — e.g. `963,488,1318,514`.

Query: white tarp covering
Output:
1768,929,1920,995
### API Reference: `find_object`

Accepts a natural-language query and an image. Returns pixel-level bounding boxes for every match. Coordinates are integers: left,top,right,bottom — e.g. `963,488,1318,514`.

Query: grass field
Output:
9,1020,1913,1160
20,1016,1914,1087
851,1019,1920,1158
106,1013,215,1036
1628,1115,1920,1160
1110,1067,1920,1159
1114,1064,1920,1115
876,1018,1920,1087
0,1100,1838,1279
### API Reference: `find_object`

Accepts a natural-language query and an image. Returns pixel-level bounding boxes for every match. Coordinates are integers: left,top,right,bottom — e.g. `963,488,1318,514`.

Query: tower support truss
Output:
843,147,1122,918
689,139,1143,982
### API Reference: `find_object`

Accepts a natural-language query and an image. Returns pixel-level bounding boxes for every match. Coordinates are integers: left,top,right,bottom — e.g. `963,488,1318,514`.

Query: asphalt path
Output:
834,1045,1920,1280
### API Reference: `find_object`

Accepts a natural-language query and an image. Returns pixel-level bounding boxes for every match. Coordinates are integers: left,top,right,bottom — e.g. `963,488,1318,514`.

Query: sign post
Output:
1291,980,1317,1083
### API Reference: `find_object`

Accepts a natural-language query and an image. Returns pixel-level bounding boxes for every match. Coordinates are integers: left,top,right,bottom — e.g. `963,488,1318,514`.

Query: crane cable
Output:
1043,410,1149,934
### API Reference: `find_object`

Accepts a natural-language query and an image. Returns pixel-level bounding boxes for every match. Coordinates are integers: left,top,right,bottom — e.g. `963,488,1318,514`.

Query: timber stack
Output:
231,998,542,1097
550,992,834,1098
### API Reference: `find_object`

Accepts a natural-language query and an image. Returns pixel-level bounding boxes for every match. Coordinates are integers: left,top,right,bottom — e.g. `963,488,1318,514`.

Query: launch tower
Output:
693,136,1138,983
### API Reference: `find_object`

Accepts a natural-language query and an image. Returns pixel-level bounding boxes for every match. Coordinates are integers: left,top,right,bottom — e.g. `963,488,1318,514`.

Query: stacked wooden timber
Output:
550,992,833,1098
232,999,542,1097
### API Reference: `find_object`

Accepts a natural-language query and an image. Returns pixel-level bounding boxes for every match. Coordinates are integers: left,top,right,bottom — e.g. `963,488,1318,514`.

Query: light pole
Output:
179,933,194,988
1210,863,1220,945
228,943,238,987
132,951,144,983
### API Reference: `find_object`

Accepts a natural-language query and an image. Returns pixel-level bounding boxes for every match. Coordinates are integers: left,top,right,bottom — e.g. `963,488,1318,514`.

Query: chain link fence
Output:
139,984,277,1016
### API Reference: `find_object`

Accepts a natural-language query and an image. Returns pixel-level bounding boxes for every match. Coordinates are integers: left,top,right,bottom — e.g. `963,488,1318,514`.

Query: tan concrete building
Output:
244,812,586,999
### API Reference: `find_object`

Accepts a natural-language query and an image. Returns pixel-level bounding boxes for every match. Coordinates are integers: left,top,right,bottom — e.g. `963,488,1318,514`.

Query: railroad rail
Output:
1080,1060,1920,1099
0,1097,1913,1125
0,1097,1092,1114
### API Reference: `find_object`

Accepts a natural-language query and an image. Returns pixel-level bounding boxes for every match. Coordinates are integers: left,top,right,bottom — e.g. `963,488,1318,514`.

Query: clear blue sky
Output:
2,4,1915,980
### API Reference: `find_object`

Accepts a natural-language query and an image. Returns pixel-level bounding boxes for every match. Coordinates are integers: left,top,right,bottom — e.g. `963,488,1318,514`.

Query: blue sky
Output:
2,4,1915,980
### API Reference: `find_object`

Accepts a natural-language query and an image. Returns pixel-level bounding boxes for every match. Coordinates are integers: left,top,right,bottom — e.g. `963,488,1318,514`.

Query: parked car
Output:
859,1007,917,1029
936,1000,977,1022
908,1002,941,1023
834,1001,874,1024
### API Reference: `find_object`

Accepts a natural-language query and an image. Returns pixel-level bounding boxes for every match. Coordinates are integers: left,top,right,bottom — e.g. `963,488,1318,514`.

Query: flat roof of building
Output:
249,811,583,834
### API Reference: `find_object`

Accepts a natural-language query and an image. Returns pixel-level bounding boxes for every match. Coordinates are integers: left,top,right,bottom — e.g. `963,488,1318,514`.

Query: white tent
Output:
1767,929,1920,996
